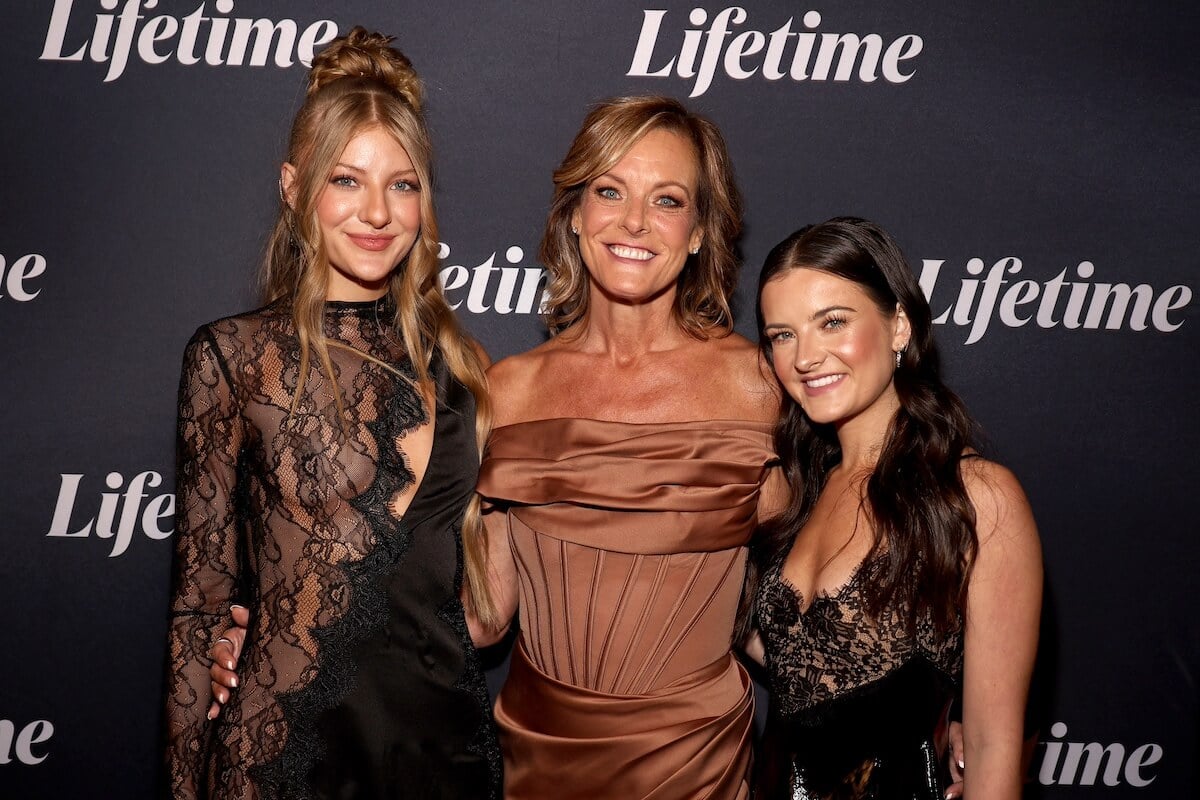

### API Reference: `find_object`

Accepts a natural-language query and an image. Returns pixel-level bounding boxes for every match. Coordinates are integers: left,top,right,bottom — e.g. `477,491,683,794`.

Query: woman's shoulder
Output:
958,456,1038,550
702,331,779,422
181,301,289,378
188,301,286,346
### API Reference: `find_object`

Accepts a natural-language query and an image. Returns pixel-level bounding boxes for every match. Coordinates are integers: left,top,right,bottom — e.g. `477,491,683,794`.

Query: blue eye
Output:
823,317,846,330
393,179,420,192
596,186,620,200
766,330,794,343
331,174,357,187
656,195,684,208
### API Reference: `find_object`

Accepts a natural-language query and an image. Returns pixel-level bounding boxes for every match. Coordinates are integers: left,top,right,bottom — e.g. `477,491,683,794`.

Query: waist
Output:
498,637,752,733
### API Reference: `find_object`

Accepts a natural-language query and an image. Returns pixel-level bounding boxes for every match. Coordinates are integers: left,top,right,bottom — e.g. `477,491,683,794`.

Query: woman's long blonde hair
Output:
260,27,498,626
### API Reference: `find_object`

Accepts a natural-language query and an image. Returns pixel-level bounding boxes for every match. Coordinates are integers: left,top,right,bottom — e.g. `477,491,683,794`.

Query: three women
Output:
174,28,1040,798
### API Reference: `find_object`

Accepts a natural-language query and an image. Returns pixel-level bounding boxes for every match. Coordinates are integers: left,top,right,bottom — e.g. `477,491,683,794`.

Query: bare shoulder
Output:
960,457,1039,550
709,332,779,422
486,339,560,427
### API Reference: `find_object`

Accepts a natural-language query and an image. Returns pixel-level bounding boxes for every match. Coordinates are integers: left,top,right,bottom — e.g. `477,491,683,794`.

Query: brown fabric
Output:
478,418,775,799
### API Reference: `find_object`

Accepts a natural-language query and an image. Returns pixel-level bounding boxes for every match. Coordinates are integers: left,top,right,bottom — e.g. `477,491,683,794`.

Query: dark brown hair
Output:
750,217,979,637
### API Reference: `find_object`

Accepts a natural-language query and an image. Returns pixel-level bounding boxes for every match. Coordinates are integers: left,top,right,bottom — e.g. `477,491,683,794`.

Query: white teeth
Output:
804,374,844,388
609,244,654,261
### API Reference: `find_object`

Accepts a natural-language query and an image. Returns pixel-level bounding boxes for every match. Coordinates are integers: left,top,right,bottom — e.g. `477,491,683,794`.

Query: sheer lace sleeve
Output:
165,327,245,799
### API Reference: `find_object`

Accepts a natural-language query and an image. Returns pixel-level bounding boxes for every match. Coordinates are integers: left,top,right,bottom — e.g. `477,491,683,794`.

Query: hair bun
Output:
307,26,423,112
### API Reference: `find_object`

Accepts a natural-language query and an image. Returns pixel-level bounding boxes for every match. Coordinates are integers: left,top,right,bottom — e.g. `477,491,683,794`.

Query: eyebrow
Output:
811,305,856,320
595,171,694,197
762,305,857,329
333,162,419,177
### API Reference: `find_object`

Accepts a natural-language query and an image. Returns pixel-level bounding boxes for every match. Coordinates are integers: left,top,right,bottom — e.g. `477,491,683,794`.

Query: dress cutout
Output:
165,299,500,799
754,554,963,799
476,418,776,800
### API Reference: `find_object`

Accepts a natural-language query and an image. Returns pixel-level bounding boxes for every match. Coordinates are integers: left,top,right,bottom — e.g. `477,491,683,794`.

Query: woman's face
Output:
760,268,910,430
284,125,422,301
570,127,704,308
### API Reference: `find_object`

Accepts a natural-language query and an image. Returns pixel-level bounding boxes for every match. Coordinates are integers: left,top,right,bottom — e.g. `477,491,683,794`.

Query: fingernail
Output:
957,759,965,770
226,660,235,670
231,676,238,688
206,708,216,721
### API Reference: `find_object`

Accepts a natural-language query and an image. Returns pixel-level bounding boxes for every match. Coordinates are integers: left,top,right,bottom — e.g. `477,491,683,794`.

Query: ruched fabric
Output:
477,418,775,800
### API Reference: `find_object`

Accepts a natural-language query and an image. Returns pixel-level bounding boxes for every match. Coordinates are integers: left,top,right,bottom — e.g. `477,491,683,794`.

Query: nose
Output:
620,198,648,235
360,185,390,229
793,334,823,373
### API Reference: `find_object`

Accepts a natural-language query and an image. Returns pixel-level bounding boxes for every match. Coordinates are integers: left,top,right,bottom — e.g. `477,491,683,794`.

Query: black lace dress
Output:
165,299,501,799
754,554,963,800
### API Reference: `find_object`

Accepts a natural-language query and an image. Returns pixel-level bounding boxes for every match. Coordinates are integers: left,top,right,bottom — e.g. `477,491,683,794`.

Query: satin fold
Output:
479,418,775,799
496,640,753,800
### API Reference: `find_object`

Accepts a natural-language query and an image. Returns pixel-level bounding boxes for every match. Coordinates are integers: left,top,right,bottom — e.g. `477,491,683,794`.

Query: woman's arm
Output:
464,499,520,647
165,330,245,798
961,460,1042,800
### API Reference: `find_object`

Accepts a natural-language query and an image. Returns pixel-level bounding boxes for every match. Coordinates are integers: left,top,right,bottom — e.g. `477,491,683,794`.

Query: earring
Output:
278,179,286,203
689,246,700,255
894,350,903,368
571,226,579,235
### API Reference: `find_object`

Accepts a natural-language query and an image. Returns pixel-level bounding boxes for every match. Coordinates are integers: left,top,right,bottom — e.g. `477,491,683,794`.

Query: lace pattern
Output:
756,553,963,722
165,299,494,798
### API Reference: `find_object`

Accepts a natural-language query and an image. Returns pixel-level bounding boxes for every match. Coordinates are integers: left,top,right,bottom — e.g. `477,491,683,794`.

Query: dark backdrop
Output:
1,2,1196,797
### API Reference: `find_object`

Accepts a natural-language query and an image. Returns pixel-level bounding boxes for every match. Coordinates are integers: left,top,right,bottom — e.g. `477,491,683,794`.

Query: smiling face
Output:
283,124,422,301
760,267,911,432
570,127,705,308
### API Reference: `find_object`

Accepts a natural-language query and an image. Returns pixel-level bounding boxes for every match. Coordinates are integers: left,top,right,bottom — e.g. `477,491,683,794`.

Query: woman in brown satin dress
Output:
474,96,782,800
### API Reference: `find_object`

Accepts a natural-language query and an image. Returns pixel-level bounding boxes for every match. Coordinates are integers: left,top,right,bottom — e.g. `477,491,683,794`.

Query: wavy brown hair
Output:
260,27,498,625
540,96,743,338
749,217,979,638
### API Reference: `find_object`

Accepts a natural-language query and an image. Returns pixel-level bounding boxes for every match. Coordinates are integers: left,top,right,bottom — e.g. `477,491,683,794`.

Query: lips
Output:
607,243,655,261
347,234,396,252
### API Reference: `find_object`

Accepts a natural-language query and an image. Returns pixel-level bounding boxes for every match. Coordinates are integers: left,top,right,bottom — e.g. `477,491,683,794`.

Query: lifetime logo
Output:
628,7,923,98
46,471,174,557
919,257,1192,344
1033,722,1162,787
0,252,47,302
437,243,548,316
39,0,338,83
0,719,54,766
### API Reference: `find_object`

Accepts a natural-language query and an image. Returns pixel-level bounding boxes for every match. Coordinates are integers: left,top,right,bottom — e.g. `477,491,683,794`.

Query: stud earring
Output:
571,226,579,235
689,247,700,255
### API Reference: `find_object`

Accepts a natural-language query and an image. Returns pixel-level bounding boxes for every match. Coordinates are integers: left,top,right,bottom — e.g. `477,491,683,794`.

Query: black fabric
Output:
754,554,962,800
165,298,499,799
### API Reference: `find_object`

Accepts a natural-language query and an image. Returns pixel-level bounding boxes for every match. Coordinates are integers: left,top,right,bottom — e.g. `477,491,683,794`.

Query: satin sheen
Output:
477,418,776,800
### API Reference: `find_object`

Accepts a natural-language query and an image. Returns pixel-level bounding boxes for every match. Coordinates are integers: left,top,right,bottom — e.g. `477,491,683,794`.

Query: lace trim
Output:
758,553,963,721
249,358,425,799
438,520,503,799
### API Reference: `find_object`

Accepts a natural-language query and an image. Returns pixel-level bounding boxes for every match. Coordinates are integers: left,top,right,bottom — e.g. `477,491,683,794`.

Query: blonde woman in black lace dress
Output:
164,28,500,799
749,218,1041,800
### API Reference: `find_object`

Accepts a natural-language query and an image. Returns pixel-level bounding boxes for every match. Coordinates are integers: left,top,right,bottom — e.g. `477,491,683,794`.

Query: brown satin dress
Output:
476,418,776,800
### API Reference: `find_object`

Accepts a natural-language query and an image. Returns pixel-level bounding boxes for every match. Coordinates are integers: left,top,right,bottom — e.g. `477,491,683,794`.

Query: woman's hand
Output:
206,605,250,720
946,720,965,798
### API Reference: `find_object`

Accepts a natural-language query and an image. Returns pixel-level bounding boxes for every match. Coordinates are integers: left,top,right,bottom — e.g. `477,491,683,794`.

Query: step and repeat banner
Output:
1,2,1196,797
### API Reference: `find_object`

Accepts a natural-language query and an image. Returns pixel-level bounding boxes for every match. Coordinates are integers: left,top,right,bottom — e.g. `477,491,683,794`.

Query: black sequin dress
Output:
754,554,963,800
165,299,500,799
